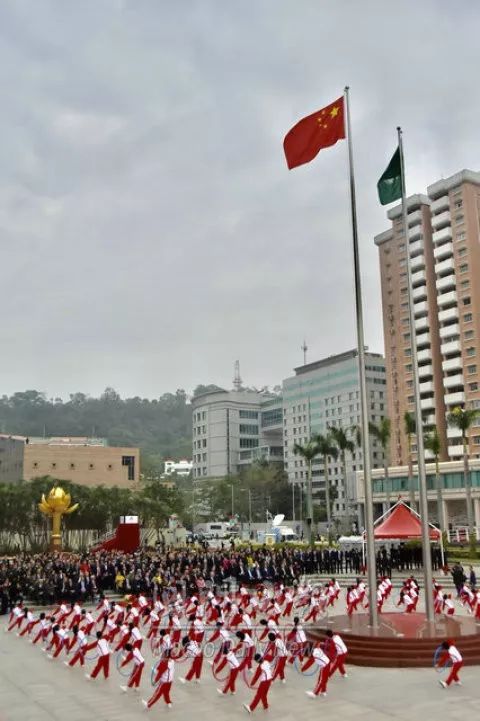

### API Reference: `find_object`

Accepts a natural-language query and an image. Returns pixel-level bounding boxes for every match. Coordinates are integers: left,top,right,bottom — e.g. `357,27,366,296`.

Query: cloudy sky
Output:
1,0,478,399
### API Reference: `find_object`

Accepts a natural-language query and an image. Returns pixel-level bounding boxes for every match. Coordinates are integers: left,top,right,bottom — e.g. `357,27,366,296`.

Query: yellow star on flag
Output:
330,106,339,118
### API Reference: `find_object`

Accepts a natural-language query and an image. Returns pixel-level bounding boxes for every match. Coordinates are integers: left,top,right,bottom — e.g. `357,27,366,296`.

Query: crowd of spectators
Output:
0,542,447,614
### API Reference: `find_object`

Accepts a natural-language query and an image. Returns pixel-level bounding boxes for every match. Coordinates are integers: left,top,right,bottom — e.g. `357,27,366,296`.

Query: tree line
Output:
0,387,194,472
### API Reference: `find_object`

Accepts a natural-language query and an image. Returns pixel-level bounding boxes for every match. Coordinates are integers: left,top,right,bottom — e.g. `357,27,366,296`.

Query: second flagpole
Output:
397,126,435,624
344,86,378,628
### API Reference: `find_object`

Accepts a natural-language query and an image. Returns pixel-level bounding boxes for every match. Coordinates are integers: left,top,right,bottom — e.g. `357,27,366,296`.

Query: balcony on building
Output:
437,289,457,308
442,355,463,372
420,396,435,410
447,445,463,458
412,284,427,302
412,269,426,287
423,413,436,426
436,273,456,293
430,196,450,215
436,256,455,276
414,315,429,332
407,209,423,227
444,390,465,406
443,373,464,390
419,380,434,394
438,306,459,324
413,300,428,318
432,225,453,247
441,339,462,356
434,241,453,262
409,237,424,257
416,331,430,349
418,363,433,378
411,255,426,273
447,426,463,439
439,323,460,340
417,348,432,363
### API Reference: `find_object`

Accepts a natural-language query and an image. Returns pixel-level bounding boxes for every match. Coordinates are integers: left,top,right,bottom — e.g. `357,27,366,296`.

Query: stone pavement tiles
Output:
1,627,480,721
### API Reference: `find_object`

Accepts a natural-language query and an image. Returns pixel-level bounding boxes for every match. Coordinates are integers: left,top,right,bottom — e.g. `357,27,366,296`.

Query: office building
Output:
282,349,387,525
375,169,480,465
191,389,283,478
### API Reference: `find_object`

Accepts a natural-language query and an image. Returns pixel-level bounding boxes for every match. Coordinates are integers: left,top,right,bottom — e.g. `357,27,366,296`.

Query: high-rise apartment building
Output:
375,169,480,464
282,350,386,525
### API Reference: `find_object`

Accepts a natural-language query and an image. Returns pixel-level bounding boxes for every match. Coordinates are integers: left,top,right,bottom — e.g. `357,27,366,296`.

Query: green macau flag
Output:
377,147,402,205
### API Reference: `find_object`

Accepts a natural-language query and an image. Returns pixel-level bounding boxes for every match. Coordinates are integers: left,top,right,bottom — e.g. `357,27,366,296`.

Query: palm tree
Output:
293,439,320,545
424,427,444,533
328,426,355,528
404,411,416,510
369,418,392,511
313,432,338,539
447,406,480,540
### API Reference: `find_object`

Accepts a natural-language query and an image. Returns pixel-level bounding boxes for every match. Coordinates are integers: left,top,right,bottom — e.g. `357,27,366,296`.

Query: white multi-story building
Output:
282,350,387,525
163,459,193,477
191,389,283,478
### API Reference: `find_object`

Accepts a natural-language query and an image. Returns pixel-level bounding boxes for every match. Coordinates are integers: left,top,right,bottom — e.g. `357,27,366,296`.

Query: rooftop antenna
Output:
233,360,243,391
301,339,308,365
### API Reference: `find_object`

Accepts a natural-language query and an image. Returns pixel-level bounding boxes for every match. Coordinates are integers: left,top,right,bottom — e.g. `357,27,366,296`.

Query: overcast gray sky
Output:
1,0,478,399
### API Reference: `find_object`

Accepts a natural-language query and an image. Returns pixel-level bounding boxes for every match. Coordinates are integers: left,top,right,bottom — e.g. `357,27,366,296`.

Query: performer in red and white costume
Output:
69,603,82,630
397,590,414,613
235,630,255,671
85,632,111,680
474,589,480,621
7,604,25,632
31,613,50,645
434,586,444,615
271,633,288,683
305,644,331,698
168,611,182,645
142,655,175,709
120,643,145,692
81,609,95,635
217,648,241,696
18,609,38,637
282,589,294,618
287,617,307,665
326,630,348,678
346,586,360,616
243,654,273,713
443,594,455,616
179,636,204,683
65,626,88,668
437,641,463,688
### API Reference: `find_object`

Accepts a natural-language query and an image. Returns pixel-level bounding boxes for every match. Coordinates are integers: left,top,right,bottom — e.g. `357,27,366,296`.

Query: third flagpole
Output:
344,86,378,628
397,126,434,624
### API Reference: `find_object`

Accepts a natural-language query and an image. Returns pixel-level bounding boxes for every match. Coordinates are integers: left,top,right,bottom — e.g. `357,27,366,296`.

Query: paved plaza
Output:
1,619,479,721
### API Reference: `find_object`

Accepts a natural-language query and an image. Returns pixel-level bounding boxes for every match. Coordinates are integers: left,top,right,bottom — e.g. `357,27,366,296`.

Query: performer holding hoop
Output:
435,641,463,689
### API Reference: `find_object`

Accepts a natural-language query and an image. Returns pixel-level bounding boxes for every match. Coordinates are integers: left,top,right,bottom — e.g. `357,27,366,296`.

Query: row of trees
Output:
292,405,480,543
0,476,187,553
0,463,296,552
0,388,193,469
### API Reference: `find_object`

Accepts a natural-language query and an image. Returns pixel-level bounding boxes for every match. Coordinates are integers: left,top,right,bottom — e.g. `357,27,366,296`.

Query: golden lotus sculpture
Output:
39,486,79,550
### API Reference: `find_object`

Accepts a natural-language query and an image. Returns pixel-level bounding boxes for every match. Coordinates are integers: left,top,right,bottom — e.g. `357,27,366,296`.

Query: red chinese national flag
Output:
283,96,345,170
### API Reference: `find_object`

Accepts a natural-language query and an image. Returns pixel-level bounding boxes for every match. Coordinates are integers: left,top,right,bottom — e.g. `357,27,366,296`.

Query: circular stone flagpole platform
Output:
308,613,480,667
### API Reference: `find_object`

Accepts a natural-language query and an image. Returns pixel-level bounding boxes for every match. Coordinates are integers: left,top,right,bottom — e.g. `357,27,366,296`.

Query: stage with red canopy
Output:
372,501,441,541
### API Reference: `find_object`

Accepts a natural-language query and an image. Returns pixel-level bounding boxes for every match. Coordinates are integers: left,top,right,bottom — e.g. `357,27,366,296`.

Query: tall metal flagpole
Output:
344,87,378,628
397,126,434,624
